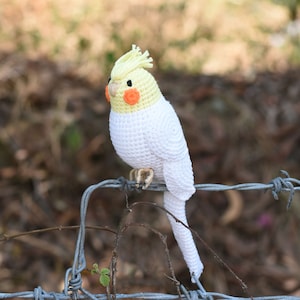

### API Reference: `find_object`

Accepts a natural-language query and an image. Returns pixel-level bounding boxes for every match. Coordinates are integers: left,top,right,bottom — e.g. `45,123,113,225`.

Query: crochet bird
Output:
105,45,203,282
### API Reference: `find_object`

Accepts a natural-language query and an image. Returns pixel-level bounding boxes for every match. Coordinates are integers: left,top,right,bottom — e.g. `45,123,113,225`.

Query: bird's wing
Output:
146,99,188,160
145,99,195,200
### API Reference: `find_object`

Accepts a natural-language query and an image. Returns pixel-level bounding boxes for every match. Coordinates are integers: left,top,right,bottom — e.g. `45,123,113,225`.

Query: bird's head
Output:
105,45,162,113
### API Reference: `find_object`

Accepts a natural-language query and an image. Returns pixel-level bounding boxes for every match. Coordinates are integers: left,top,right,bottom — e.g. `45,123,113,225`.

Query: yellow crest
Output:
111,45,153,81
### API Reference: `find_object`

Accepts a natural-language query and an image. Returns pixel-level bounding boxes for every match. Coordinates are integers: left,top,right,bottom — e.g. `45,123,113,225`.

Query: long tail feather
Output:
164,191,203,282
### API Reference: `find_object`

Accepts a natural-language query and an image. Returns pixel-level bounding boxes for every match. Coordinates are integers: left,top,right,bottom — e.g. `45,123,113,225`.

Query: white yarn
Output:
109,95,204,281
164,192,204,281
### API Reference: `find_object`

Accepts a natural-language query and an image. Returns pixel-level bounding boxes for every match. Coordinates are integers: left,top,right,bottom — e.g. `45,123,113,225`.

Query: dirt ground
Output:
0,51,300,298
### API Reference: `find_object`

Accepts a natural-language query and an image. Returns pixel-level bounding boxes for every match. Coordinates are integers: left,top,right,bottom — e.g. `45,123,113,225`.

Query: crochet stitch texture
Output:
106,45,203,281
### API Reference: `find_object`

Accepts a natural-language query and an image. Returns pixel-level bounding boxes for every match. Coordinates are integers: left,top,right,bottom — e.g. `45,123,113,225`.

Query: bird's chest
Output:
109,109,161,171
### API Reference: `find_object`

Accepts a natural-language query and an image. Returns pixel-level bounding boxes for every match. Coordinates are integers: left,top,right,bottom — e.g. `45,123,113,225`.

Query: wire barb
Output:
269,170,296,209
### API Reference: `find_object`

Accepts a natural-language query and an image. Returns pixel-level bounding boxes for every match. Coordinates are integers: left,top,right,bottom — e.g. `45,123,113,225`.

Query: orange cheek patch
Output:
123,88,140,105
105,85,110,102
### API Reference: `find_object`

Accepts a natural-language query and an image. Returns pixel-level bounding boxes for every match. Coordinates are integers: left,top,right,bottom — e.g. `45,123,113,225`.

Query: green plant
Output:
90,263,110,287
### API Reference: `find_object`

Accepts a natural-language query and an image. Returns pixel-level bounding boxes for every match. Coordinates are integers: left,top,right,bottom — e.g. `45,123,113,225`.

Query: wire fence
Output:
1,170,300,300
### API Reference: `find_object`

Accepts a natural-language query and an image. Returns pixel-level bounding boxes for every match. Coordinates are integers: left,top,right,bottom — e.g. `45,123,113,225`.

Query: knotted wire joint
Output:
269,170,295,209
193,274,214,300
68,273,83,299
117,176,143,192
180,274,213,300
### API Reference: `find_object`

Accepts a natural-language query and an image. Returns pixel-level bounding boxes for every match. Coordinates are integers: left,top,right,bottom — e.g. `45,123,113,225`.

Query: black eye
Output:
127,80,132,87
108,76,111,83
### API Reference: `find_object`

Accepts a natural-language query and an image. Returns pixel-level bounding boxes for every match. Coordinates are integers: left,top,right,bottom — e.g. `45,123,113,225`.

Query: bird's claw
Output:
129,168,154,190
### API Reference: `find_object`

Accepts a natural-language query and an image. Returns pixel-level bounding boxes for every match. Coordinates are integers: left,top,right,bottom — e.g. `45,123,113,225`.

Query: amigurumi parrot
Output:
105,45,203,282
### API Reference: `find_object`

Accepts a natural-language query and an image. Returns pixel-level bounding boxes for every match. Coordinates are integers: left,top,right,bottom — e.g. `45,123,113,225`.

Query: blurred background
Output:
0,0,300,297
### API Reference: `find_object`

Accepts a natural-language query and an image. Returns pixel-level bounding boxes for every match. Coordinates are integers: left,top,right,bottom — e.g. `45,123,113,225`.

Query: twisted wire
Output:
0,171,300,300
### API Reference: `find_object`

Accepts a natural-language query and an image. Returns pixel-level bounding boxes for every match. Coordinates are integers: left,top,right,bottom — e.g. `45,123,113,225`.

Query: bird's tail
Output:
164,191,203,282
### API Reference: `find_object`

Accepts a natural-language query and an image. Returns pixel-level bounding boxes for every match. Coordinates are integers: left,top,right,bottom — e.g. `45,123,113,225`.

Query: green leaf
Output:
90,263,100,275
99,268,110,287
100,268,110,276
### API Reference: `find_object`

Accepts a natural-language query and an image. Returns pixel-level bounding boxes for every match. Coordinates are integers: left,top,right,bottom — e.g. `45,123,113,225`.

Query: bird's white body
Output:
110,96,194,196
109,95,203,280
106,45,203,281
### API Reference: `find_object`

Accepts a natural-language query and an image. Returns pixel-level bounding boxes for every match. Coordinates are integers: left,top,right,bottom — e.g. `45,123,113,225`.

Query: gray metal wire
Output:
1,170,300,300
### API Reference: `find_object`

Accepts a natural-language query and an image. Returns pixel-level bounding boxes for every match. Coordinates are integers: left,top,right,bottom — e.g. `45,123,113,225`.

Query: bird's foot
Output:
129,168,154,190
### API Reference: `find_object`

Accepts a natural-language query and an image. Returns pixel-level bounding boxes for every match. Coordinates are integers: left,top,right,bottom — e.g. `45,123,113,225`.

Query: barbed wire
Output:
1,170,300,300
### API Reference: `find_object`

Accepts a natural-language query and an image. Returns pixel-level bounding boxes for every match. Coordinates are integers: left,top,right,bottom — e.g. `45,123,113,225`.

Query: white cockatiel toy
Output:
105,45,203,282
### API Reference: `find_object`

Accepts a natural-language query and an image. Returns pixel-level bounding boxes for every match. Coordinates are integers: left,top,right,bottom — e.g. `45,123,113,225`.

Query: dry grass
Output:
0,0,297,79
